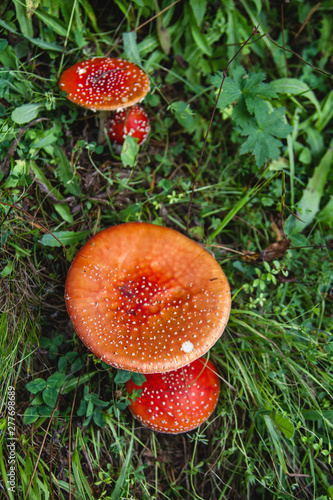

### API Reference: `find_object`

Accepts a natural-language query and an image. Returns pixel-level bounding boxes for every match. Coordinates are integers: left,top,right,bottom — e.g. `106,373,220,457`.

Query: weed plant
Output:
0,1,332,499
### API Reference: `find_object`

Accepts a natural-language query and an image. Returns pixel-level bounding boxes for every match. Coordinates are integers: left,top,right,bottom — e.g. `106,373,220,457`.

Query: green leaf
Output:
211,72,242,110
121,135,139,168
0,39,8,53
11,103,44,125
110,428,134,500
264,415,288,473
46,372,66,389
58,357,67,373
42,387,59,408
302,410,333,424
26,378,47,394
239,107,293,167
189,10,212,56
77,400,87,416
54,146,81,196
13,0,34,38
4,160,29,188
317,196,333,226
270,78,321,118
23,406,39,425
38,404,58,417
93,408,106,428
30,161,74,223
156,14,171,55
287,149,333,233
39,230,90,248
131,373,146,386
123,32,141,66
54,204,74,224
79,0,100,33
114,369,132,384
190,0,207,26
169,101,201,133
213,66,278,122
0,19,63,52
33,8,68,37
270,411,295,440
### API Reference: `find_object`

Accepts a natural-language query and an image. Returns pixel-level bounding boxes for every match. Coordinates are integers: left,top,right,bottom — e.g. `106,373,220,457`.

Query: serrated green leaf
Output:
26,378,47,394
213,66,277,117
11,103,44,125
39,230,90,248
239,107,293,168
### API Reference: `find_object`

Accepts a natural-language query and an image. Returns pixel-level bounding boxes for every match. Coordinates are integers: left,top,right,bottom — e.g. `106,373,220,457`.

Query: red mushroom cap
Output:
59,57,150,111
65,222,231,374
107,105,150,145
126,357,220,433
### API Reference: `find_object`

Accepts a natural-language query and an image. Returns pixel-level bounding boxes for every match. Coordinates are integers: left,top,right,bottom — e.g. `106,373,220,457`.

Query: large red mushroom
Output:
65,222,231,374
59,57,150,112
126,357,220,433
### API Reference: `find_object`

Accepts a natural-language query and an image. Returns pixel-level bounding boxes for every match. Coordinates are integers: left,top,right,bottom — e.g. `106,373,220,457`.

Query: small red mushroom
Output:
59,57,150,111
65,222,231,374
126,357,220,433
107,105,150,146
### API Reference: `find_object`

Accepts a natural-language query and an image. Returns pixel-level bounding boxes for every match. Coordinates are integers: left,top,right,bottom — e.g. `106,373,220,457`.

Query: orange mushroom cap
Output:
65,222,231,374
107,105,150,145
126,357,220,433
59,57,150,111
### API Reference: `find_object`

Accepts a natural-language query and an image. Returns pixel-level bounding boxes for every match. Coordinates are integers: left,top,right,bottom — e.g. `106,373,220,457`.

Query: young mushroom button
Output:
65,222,231,374
126,357,221,434
107,105,150,146
59,57,150,111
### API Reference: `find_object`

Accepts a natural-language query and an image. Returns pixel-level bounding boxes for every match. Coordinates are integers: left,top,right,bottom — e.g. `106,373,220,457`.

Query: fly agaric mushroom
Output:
107,105,150,146
65,222,231,374
126,357,220,433
59,57,150,111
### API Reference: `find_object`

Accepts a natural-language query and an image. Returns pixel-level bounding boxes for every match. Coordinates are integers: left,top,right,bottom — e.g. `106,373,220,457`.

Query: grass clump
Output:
1,0,332,499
